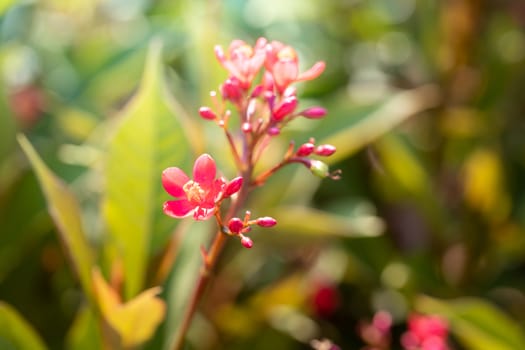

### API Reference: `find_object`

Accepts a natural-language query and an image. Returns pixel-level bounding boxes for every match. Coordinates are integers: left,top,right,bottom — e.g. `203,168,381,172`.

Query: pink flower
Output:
215,38,268,89
265,40,326,93
162,154,238,220
401,314,450,350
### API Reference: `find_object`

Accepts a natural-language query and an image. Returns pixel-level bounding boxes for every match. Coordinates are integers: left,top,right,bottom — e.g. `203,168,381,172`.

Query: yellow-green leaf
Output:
17,134,95,303
267,205,384,238
102,39,194,299
416,295,525,350
92,269,166,348
321,84,441,165
0,302,47,350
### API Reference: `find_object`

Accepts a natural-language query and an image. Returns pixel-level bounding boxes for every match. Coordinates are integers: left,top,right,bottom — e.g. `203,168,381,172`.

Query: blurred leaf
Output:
321,85,441,165
0,302,47,350
163,221,210,350
92,269,166,348
17,134,95,303
463,149,510,222
66,306,102,350
0,99,15,163
0,0,16,17
375,134,430,196
416,295,525,350
102,39,193,299
267,205,384,238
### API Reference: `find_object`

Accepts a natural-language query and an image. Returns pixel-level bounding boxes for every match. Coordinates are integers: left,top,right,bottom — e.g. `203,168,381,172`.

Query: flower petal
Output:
193,154,216,186
162,167,190,197
297,61,325,81
193,206,216,221
163,200,195,218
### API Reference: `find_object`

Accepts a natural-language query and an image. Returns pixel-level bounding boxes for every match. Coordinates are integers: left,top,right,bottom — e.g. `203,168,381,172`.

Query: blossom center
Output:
183,180,206,203
236,44,254,58
277,47,296,61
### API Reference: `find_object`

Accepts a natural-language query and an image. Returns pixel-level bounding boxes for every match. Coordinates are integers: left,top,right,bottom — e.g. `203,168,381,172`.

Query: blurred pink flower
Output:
215,38,268,89
401,314,450,350
162,154,240,220
265,40,325,93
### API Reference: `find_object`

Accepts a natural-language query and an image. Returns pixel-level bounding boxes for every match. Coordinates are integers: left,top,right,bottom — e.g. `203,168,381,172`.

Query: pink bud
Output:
268,127,280,136
242,122,252,133
199,107,217,120
228,218,244,234
224,176,243,197
251,85,264,98
301,107,327,119
297,142,315,156
240,236,253,248
221,77,243,102
315,144,336,156
273,95,298,121
256,216,277,227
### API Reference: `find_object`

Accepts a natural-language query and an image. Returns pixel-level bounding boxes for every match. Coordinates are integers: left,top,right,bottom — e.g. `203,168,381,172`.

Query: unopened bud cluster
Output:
226,211,277,248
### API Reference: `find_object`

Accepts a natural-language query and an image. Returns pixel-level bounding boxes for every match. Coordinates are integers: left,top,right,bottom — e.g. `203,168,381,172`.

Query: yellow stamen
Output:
183,181,205,203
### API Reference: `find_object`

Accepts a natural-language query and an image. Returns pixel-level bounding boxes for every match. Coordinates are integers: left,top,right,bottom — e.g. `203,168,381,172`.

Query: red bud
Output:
256,217,277,227
199,107,217,120
228,218,244,234
224,176,243,197
315,144,336,156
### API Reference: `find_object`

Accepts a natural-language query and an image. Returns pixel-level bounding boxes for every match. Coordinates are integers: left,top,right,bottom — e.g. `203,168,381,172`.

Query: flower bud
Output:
309,159,330,178
300,107,327,119
273,95,298,121
199,107,217,120
268,127,280,136
315,144,336,156
242,122,252,133
221,77,243,102
297,142,315,156
228,218,244,234
224,176,243,197
256,217,277,227
240,235,253,248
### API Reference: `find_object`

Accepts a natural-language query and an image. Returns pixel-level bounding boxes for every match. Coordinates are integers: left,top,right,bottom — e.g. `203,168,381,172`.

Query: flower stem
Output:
170,177,251,350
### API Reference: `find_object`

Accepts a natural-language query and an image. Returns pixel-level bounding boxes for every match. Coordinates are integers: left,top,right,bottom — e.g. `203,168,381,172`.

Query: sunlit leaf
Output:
92,269,166,348
321,85,441,165
66,306,102,350
102,39,194,298
267,205,384,238
416,295,525,350
463,149,510,222
0,302,47,350
17,134,95,303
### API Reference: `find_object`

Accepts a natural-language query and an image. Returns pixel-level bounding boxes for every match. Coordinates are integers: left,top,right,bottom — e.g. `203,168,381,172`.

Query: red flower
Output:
215,38,268,89
162,154,235,221
265,40,326,93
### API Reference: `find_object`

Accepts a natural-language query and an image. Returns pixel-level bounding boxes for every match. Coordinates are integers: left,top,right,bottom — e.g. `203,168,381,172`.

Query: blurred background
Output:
1,0,525,349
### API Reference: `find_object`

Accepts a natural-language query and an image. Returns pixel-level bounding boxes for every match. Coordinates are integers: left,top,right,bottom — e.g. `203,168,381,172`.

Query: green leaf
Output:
266,205,384,238
321,85,441,165
102,39,193,299
17,134,95,303
416,295,525,350
66,306,102,350
163,221,210,350
0,302,47,350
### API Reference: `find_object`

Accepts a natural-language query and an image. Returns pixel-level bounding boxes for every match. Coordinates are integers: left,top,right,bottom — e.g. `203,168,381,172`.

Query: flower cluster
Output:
226,211,277,248
401,314,451,350
359,311,392,350
200,38,332,176
162,38,336,249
